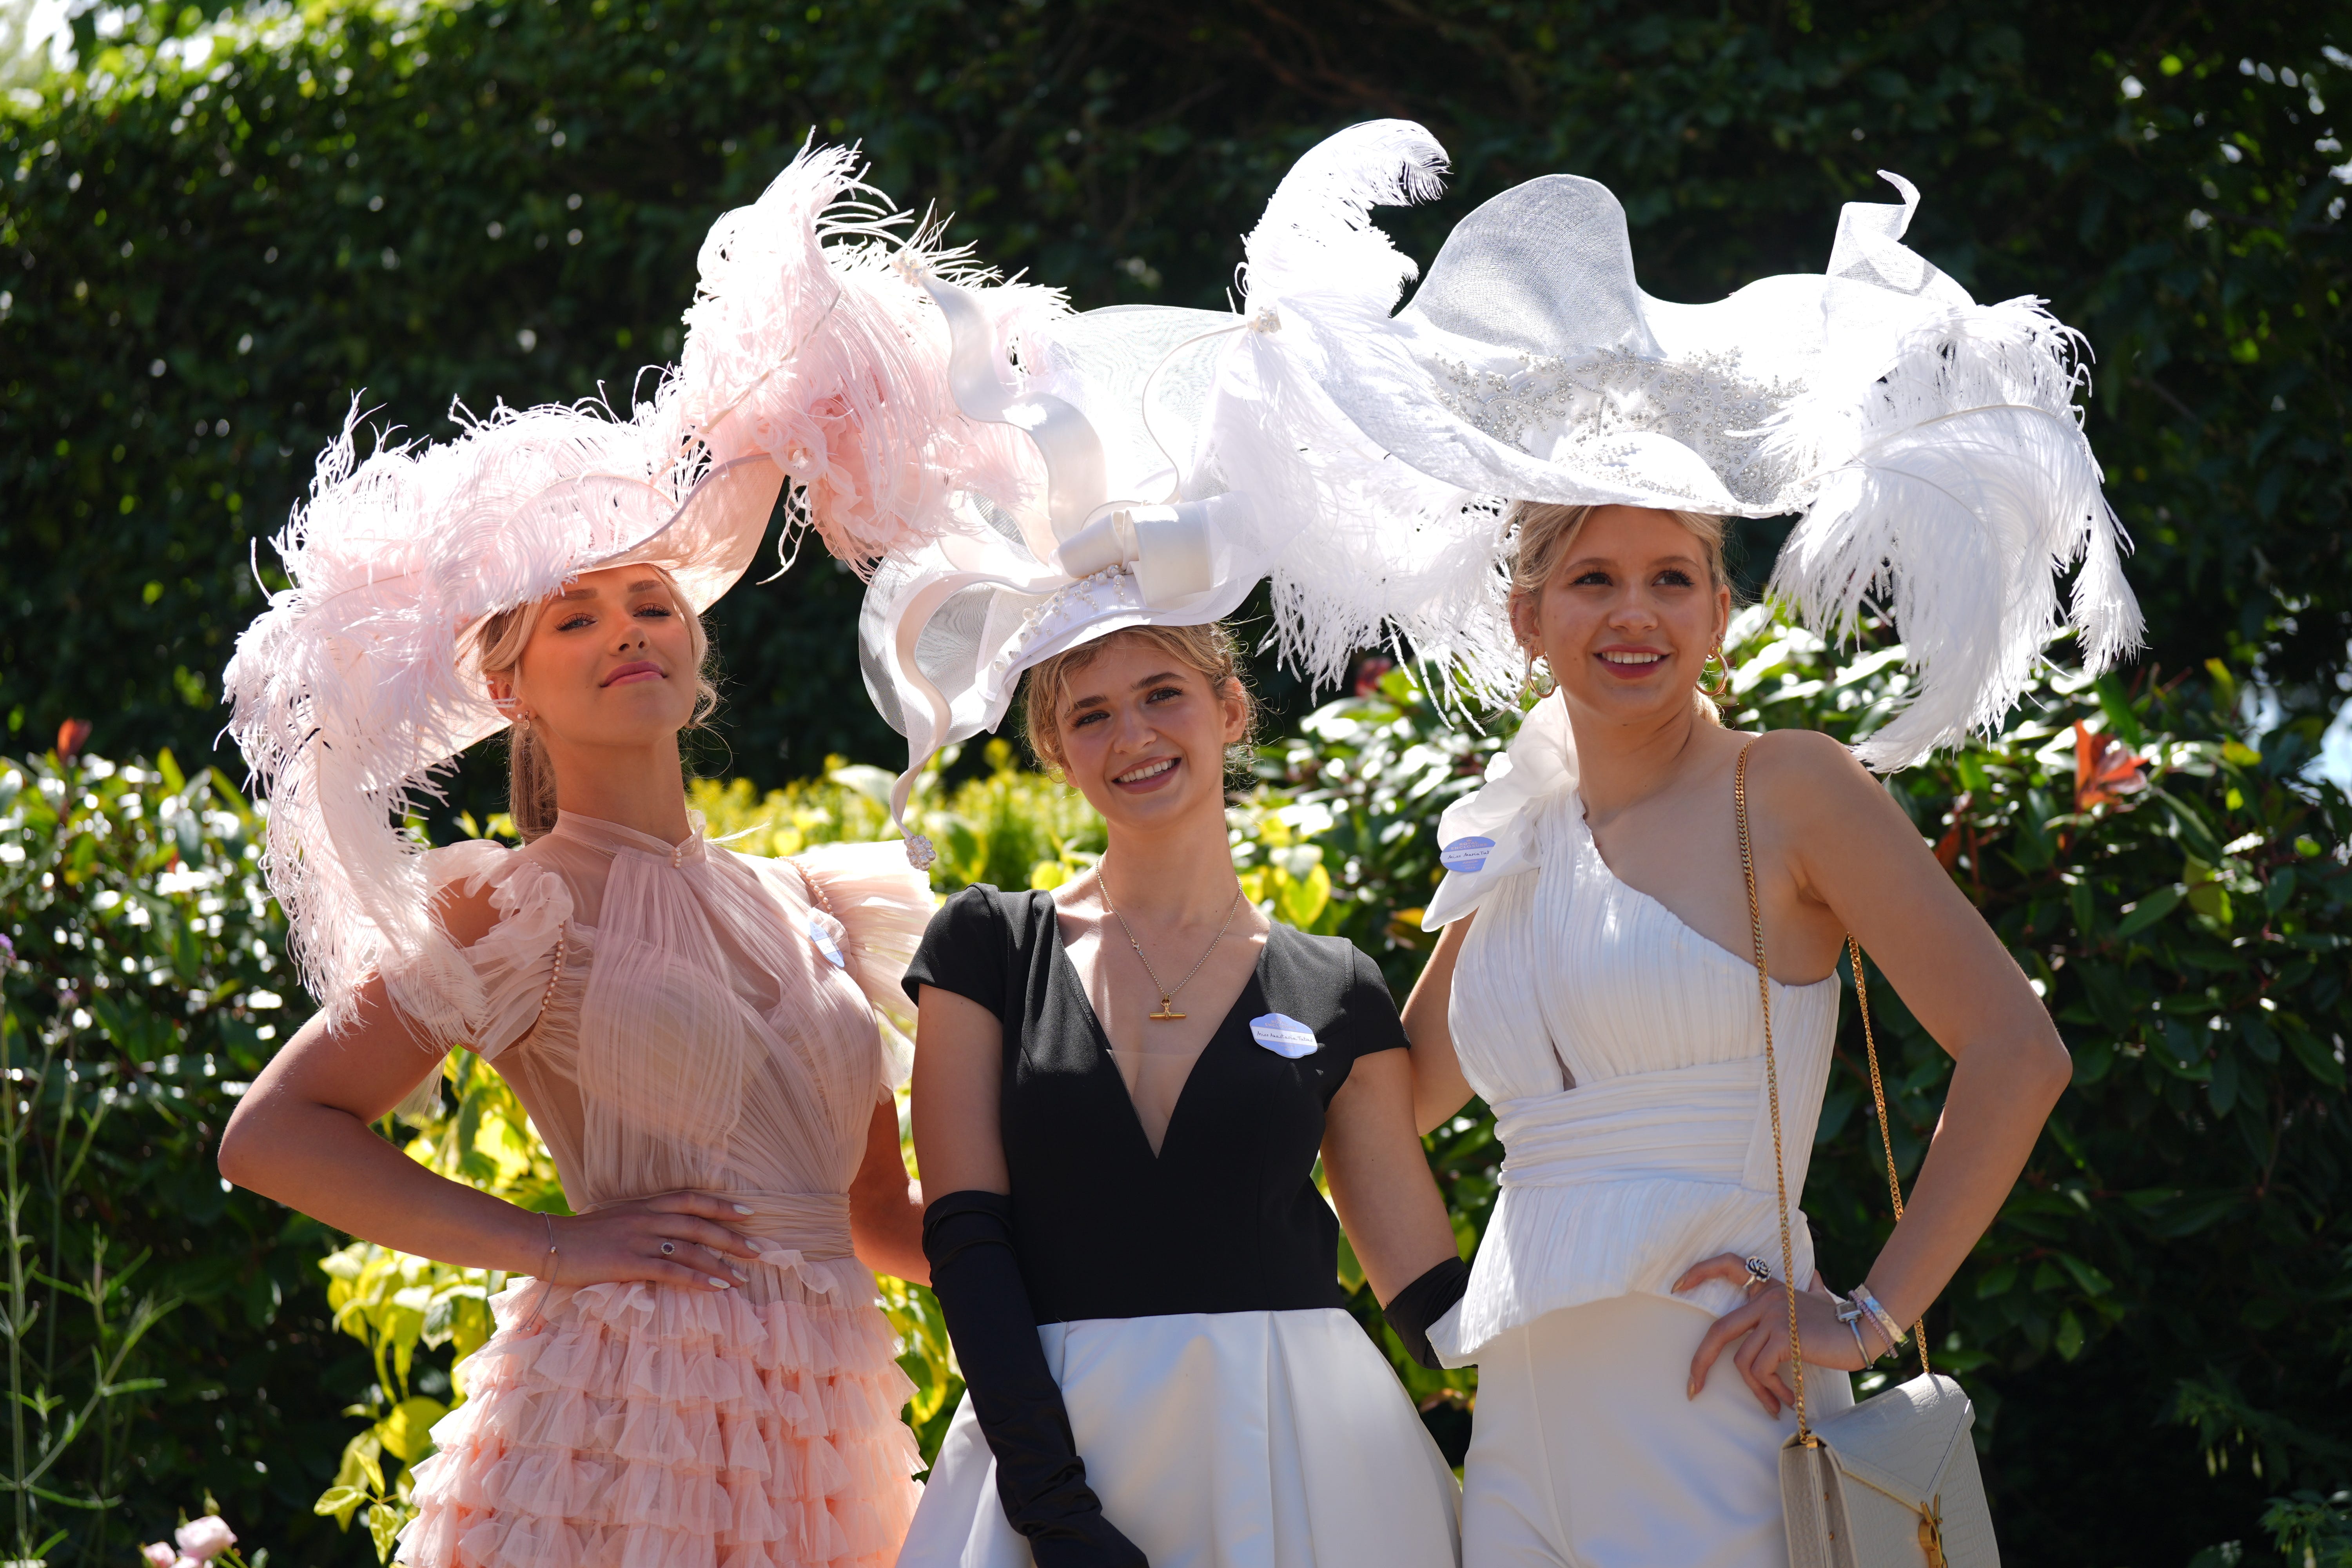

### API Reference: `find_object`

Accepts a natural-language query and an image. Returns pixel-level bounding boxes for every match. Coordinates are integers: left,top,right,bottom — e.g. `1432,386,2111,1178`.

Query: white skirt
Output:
898,1308,1462,1568
1458,1293,1853,1568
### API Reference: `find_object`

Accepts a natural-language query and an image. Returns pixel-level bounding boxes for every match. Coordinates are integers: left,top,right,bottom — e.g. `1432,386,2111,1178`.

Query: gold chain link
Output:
1848,936,1931,1376
1734,743,1811,1441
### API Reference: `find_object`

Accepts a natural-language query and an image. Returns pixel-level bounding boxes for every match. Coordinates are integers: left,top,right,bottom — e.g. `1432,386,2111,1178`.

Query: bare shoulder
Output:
1737,728,1886,821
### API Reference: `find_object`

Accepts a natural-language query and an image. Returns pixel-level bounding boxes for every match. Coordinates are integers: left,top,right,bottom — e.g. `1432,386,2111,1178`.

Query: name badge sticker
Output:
1439,835,1495,875
1250,1013,1320,1060
808,913,847,969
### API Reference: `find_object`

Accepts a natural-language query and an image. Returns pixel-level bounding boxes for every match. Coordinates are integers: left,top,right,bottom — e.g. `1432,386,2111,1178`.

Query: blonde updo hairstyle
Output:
1504,500,1735,723
471,565,719,842
1021,622,1259,784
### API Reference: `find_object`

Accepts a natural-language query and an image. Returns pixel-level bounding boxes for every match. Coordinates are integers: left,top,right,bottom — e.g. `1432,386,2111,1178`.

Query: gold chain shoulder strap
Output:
1733,741,1811,1439
1849,934,1931,1376
1736,746,1933,1450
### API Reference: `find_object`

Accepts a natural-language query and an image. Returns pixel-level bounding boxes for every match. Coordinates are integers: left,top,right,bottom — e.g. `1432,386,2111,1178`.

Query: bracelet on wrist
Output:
1854,1286,1906,1351
1834,1296,1883,1363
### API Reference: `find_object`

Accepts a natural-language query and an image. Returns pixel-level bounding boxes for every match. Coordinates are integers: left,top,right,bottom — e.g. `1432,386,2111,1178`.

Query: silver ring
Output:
659,1241,675,1256
1743,1256,1773,1286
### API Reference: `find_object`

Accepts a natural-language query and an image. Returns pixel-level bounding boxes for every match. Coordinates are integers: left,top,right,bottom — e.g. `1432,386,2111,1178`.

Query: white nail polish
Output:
709,1276,731,1289
733,1203,755,1215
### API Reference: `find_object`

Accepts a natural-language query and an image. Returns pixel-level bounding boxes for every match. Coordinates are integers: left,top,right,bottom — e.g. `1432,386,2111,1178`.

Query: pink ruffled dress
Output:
383,812,930,1568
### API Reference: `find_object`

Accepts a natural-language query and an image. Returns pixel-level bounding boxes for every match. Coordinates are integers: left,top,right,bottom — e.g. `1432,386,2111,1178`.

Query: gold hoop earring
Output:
1523,651,1556,700
1702,644,1735,702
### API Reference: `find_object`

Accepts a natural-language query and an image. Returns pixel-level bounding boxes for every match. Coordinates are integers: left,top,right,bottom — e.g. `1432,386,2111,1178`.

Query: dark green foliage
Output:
2,1,2346,786
0,748,374,1564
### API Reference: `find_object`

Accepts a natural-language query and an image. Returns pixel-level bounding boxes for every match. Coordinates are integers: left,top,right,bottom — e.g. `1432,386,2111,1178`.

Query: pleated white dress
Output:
1424,698,1852,1568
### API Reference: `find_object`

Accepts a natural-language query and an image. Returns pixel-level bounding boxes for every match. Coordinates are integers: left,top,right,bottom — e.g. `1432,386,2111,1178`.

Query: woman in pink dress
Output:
225,555,931,1567
216,144,1046,1566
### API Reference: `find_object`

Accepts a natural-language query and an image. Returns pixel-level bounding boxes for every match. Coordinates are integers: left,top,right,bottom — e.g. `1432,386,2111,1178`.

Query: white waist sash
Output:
1433,1056,1824,1366
1494,1058,1765,1191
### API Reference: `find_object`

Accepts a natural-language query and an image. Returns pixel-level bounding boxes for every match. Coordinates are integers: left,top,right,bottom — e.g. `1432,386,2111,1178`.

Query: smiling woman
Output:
897,622,1467,1568
1503,500,1734,727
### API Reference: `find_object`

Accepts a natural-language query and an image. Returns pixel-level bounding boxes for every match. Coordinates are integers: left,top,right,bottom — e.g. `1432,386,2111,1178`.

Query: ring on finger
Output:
660,1241,675,1256
1743,1256,1773,1288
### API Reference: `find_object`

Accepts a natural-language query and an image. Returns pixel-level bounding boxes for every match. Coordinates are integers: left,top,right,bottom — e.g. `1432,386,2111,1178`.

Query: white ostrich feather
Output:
1240,118,1449,311
1223,120,1519,697
1766,297,2144,768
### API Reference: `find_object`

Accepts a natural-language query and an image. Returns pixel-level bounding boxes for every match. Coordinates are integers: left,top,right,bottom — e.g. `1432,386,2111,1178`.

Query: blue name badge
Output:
808,913,847,969
1439,835,1495,874
1250,1013,1320,1059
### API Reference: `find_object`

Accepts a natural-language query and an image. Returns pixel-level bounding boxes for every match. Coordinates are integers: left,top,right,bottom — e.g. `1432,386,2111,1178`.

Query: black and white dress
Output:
896,887,1461,1568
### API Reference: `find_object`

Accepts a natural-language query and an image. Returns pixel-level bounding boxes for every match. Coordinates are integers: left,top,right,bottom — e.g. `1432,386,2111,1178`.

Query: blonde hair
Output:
472,566,718,842
1504,501,1733,722
1021,622,1259,780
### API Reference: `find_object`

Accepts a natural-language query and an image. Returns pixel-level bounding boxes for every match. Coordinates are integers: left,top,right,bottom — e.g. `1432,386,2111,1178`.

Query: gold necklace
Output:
1098,867,1245,1022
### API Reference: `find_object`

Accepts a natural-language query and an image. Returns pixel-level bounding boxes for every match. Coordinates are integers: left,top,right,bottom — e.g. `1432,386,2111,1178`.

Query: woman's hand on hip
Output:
543,1192,762,1290
1677,1252,1871,1417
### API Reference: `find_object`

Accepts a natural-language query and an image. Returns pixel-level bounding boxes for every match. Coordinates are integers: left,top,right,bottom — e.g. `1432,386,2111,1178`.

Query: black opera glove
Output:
1381,1255,1472,1371
922,1190,1149,1568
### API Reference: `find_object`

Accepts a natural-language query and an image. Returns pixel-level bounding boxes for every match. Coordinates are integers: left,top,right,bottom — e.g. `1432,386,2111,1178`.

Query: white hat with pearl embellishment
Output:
1247,128,2145,769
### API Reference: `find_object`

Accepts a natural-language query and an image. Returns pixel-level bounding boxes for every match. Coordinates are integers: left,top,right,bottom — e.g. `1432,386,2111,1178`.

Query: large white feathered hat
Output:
855,122,1490,851
1243,121,2143,768
225,140,1033,1026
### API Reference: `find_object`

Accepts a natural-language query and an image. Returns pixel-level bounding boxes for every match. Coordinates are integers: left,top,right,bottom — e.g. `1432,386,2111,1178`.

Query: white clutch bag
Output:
1733,744,2000,1568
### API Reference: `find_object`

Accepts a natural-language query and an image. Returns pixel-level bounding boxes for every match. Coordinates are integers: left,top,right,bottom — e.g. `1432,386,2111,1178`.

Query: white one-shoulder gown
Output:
1426,698,1852,1568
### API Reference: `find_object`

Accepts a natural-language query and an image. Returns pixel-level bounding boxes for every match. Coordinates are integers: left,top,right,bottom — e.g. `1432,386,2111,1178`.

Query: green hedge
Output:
0,750,374,1564
2,0,2346,791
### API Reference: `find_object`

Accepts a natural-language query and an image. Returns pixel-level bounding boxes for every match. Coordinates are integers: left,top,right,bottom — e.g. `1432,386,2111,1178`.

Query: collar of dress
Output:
1421,693,1579,931
546,809,711,869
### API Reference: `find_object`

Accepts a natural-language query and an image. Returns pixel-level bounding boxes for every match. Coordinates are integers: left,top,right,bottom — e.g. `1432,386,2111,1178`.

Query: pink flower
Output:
141,1544,177,1568
174,1516,237,1561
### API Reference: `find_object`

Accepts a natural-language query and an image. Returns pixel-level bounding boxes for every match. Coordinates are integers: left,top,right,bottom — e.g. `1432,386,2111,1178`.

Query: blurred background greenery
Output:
3,0,2350,1564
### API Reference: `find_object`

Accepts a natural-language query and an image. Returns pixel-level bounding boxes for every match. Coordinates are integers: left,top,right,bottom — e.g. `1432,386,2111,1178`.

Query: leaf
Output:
2054,1253,2114,1298
2055,1308,2086,1361
2116,886,2183,937
367,1499,415,1564
1276,861,1332,930
377,1394,448,1463
313,1484,368,1530
2283,1024,2347,1090
335,1430,386,1495
2208,1046,2240,1116
2155,788,2227,864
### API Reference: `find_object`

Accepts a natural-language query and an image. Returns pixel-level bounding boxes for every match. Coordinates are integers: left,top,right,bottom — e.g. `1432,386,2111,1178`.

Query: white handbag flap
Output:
1811,1373,1975,1512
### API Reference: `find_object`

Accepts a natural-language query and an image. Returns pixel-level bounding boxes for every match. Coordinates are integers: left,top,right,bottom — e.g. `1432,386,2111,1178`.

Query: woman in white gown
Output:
1154,129,2140,1566
1398,501,2080,1567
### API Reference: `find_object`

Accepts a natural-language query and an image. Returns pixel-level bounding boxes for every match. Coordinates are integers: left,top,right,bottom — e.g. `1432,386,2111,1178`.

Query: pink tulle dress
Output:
383,811,929,1568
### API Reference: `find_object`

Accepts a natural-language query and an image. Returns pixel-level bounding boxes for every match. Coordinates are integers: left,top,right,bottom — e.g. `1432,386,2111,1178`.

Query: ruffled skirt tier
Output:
398,1272,920,1568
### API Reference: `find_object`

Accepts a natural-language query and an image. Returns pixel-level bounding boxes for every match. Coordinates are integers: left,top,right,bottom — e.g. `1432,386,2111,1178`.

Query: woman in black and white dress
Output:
896,622,1466,1568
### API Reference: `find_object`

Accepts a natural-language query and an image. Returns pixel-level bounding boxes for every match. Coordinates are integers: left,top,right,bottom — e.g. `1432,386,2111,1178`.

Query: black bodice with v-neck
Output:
903,885,1409,1324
